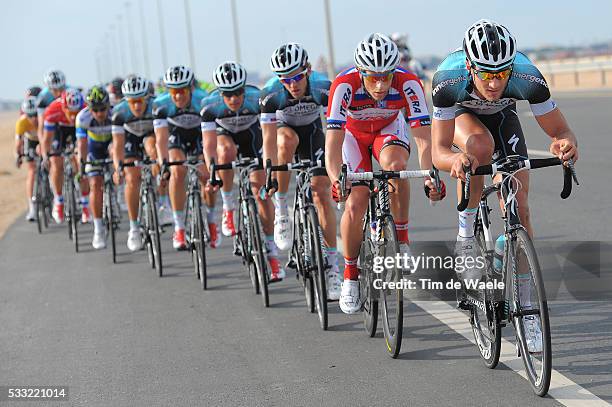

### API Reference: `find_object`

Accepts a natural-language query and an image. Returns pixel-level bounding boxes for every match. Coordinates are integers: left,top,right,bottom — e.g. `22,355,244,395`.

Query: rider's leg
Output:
276,126,299,215
75,155,90,222
377,144,411,243
124,159,141,223
49,155,64,204
168,148,187,231
89,175,103,230
341,186,369,279
453,112,495,239
217,135,237,210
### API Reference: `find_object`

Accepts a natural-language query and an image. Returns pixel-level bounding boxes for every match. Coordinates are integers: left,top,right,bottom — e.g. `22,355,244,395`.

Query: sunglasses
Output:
359,70,394,85
221,88,245,98
169,87,190,96
127,97,146,105
279,69,308,84
472,67,512,81
91,106,108,113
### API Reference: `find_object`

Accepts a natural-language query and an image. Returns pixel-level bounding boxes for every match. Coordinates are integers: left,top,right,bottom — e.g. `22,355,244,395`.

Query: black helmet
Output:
26,86,42,97
110,77,124,97
87,85,110,109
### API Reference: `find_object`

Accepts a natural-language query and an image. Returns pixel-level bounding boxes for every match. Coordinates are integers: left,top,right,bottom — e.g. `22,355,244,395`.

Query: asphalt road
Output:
1,93,611,406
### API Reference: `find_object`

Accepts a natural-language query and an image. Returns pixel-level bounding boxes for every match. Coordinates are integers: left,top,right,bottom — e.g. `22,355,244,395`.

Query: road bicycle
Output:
123,158,163,277
456,155,578,396
339,164,441,358
167,158,209,290
211,157,270,307
266,159,328,329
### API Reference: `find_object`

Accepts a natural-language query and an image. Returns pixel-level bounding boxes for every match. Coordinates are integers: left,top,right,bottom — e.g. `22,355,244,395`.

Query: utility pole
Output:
183,0,197,71
138,0,151,78
323,0,336,79
156,0,168,73
230,0,241,62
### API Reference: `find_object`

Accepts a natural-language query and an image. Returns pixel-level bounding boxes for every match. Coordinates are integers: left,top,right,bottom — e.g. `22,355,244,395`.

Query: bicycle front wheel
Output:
379,214,403,358
360,218,378,337
147,187,163,277
306,206,327,330
106,183,117,263
247,198,269,307
511,228,552,396
470,214,501,368
69,179,79,252
191,193,207,290
34,169,43,234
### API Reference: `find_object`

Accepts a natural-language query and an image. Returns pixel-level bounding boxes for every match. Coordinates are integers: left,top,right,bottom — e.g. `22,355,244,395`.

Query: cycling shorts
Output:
278,119,327,176
217,121,262,159
125,132,153,159
168,132,203,156
86,139,111,177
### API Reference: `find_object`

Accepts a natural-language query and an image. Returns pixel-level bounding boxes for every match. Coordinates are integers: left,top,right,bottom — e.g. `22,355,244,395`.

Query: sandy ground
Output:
0,111,26,239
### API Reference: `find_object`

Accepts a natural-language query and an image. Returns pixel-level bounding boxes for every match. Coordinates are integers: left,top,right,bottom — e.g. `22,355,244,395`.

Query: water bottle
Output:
494,235,506,273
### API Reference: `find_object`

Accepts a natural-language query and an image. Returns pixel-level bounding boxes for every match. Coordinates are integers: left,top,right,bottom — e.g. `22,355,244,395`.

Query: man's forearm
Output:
155,128,169,163
325,129,345,182
202,131,217,168
411,126,433,170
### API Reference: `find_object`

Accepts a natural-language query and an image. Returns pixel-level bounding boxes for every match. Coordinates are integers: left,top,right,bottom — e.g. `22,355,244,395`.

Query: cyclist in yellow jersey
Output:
15,97,40,221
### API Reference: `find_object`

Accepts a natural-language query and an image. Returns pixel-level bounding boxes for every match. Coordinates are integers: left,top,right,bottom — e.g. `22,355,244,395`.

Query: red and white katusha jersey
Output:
326,67,431,133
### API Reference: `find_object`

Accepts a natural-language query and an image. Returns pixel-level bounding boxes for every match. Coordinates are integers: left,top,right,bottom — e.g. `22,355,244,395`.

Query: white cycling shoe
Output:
274,214,292,251
524,315,543,354
399,243,415,274
92,230,106,250
339,279,361,314
327,264,342,301
25,206,36,222
127,229,143,252
158,205,173,227
455,235,483,282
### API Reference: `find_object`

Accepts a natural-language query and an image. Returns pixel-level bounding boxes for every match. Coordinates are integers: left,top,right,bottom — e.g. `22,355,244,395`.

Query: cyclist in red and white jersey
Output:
326,33,445,314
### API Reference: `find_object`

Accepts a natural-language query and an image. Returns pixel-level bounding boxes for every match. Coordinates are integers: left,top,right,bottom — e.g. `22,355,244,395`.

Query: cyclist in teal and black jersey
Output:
200,62,284,281
260,43,341,296
154,65,216,251
431,20,579,351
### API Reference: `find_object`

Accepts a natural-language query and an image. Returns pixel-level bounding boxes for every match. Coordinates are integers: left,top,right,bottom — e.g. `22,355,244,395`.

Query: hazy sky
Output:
1,1,610,99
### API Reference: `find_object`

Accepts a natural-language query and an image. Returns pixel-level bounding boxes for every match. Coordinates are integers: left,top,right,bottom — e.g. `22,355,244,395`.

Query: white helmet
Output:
270,43,309,75
354,33,399,73
463,19,516,72
122,75,149,98
44,69,66,90
163,65,194,88
21,96,37,116
213,62,247,92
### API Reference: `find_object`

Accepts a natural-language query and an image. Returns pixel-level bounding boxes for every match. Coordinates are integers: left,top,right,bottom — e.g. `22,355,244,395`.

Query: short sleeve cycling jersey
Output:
200,85,260,134
152,88,208,138
111,99,154,137
326,67,431,133
36,87,57,115
43,99,74,132
76,107,113,143
431,50,557,120
15,115,38,141
259,71,330,127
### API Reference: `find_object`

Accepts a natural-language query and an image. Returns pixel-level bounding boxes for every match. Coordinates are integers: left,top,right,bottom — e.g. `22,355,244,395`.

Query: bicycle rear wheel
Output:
247,198,269,307
42,172,51,229
147,187,163,277
510,228,552,396
306,206,327,330
379,214,403,358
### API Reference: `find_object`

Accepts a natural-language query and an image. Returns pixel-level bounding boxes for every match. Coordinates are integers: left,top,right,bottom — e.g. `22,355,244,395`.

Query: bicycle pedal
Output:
457,300,471,311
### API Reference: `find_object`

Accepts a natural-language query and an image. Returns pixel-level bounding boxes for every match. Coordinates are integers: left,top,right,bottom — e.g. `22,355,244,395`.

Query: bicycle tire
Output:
106,182,117,263
306,206,328,330
295,211,314,313
34,168,43,234
70,179,79,252
470,214,501,368
65,176,73,241
247,198,269,307
379,214,403,358
142,190,155,269
192,193,207,290
511,228,552,396
42,172,51,229
237,198,259,292
147,187,163,277
360,216,378,338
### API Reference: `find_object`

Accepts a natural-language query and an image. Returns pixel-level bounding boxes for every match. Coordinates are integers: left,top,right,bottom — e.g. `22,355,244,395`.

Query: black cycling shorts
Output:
23,138,39,161
278,119,327,176
217,122,262,159
125,132,153,159
50,127,76,156
168,131,203,156
456,104,528,164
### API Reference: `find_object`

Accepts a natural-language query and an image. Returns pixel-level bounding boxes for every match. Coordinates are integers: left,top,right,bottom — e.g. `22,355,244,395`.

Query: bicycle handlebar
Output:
210,157,262,189
457,157,579,212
